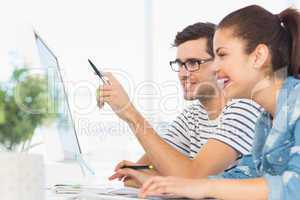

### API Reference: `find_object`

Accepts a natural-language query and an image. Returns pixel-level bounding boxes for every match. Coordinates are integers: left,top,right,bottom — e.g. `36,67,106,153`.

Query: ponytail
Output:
278,9,300,78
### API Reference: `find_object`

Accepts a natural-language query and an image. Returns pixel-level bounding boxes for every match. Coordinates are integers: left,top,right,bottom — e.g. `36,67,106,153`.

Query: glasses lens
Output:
185,60,200,71
170,61,180,71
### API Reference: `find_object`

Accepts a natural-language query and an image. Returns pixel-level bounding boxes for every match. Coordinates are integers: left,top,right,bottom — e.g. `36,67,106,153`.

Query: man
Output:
98,22,262,186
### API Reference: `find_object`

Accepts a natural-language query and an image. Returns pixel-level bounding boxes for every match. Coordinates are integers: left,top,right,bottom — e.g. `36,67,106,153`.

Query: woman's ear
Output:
251,44,270,69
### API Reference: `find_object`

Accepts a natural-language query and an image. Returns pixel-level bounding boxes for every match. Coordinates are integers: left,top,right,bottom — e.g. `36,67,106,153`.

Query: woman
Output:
139,5,300,200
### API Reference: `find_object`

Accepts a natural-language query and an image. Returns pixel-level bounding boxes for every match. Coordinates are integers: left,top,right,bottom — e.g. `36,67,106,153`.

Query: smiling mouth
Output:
217,78,232,89
182,79,200,91
183,82,194,89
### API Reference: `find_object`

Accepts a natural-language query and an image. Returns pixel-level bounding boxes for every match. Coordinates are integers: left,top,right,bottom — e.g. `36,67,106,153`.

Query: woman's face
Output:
213,28,263,100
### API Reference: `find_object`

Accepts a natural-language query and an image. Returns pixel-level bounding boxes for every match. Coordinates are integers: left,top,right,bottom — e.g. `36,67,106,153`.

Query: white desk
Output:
47,195,140,200
44,161,195,200
45,160,141,200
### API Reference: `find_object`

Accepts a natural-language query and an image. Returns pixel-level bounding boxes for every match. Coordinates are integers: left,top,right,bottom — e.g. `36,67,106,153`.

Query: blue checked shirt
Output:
252,76,300,200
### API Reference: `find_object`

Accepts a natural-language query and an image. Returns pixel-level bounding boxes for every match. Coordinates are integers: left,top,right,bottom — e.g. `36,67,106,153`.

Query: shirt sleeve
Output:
264,118,300,200
209,99,263,155
159,107,192,156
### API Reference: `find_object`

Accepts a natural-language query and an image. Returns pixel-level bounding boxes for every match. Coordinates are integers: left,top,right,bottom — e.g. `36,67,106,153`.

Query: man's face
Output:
176,38,217,100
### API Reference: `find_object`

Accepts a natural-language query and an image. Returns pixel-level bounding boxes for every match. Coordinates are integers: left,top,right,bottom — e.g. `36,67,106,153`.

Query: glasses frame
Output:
169,58,214,72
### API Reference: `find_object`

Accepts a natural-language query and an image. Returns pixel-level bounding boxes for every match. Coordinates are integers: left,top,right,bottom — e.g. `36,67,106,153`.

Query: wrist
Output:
202,179,215,198
122,104,152,137
123,104,142,125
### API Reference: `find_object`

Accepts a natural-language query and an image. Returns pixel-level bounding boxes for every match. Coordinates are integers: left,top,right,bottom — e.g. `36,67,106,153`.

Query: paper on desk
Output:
107,188,189,199
76,191,140,200
108,187,139,196
53,185,139,196
53,185,189,199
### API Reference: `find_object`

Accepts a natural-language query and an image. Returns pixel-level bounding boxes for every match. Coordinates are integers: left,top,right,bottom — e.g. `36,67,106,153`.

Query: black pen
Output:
120,165,155,170
88,59,110,85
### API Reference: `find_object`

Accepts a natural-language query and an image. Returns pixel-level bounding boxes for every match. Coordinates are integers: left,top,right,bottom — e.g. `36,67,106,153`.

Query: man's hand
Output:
96,72,137,122
109,160,158,188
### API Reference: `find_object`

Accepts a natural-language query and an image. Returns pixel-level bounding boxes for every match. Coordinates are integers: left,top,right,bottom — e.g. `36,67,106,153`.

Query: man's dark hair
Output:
173,22,216,57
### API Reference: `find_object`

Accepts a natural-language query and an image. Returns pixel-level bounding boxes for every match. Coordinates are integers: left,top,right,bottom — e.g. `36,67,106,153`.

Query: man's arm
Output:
99,74,256,178
136,154,151,165
127,110,238,178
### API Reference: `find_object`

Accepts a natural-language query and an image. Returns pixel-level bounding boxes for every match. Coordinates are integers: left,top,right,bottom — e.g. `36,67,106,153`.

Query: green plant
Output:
0,68,57,151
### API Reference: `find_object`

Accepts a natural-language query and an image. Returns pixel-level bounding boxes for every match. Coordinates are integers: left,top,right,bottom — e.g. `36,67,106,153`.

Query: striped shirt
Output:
161,99,263,160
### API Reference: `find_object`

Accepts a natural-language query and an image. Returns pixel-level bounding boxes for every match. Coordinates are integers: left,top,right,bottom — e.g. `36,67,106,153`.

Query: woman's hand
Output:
139,176,210,199
97,72,137,122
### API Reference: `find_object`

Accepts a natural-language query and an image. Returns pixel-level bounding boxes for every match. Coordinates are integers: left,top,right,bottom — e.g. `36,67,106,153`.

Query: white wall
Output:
0,0,293,177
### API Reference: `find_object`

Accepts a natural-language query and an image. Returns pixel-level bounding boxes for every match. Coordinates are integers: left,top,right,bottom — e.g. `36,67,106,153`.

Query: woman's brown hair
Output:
218,5,300,78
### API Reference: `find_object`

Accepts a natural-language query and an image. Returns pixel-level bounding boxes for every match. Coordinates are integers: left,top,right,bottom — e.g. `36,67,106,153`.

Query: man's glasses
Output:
170,58,213,72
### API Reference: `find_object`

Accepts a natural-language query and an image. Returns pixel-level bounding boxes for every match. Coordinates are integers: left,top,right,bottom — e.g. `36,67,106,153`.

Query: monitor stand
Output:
75,154,96,176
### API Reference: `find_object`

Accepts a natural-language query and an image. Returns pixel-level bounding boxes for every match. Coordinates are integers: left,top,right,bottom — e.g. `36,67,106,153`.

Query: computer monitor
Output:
34,31,95,176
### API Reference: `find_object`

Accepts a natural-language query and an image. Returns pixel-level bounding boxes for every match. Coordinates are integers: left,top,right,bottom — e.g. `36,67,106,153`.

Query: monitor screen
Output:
35,32,81,159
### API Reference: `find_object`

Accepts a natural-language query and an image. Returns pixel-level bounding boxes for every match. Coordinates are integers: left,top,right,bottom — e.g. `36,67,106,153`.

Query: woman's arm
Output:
139,176,268,200
207,178,268,200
